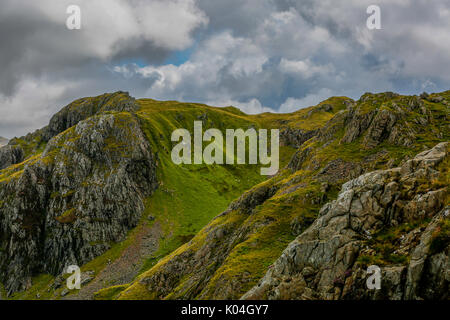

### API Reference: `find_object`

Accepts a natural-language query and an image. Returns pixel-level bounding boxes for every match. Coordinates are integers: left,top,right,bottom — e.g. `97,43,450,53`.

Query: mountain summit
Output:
0,90,448,300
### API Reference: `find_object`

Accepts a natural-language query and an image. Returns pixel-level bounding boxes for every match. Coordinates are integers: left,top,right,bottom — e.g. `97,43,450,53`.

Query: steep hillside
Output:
0,91,304,299
114,91,449,300
244,142,449,300
0,90,448,300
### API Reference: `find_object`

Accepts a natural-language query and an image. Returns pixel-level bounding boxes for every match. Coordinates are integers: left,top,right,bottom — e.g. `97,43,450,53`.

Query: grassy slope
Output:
2,91,448,300
116,92,449,300
134,100,272,274
2,98,298,299
115,98,354,299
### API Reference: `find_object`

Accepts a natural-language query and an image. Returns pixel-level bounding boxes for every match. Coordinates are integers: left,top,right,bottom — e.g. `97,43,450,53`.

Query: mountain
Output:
243,142,448,300
114,91,449,300
0,137,8,147
0,90,448,300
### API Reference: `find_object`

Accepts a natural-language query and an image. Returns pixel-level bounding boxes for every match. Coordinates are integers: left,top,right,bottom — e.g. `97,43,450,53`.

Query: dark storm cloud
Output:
0,0,449,138
0,0,207,137
137,0,448,112
0,0,206,97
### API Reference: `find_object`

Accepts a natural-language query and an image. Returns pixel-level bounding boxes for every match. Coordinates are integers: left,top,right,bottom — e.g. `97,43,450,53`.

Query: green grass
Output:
135,101,273,273
198,191,322,299
8,274,55,300
2,91,448,300
138,154,265,274
356,221,431,268
94,284,128,300
0,282,6,298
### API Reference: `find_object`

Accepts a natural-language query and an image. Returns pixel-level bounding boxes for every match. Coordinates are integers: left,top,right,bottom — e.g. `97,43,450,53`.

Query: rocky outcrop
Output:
340,93,425,148
243,142,448,300
228,184,278,214
114,91,448,301
43,91,139,141
0,145,24,170
1,89,447,300
280,128,318,149
121,181,279,300
0,92,139,170
0,112,158,295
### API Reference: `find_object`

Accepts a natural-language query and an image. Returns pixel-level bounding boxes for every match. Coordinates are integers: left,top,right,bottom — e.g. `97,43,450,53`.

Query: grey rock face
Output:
0,145,24,170
43,91,139,141
228,184,278,214
0,92,139,171
288,147,312,171
0,112,157,295
280,128,318,149
243,142,448,300
341,95,420,148
131,180,279,300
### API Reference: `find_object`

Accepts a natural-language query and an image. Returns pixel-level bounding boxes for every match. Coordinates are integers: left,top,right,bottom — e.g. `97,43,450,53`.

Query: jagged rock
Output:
243,143,448,300
0,92,139,171
288,147,312,171
0,145,24,170
228,184,277,214
0,111,158,295
363,109,397,148
339,93,422,148
316,159,362,184
43,91,139,141
280,128,317,148
81,271,95,286
404,199,449,299
341,109,376,144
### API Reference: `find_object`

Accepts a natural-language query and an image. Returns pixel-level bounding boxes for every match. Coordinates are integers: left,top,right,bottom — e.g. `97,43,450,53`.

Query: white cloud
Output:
1,0,450,138
26,0,209,59
114,31,270,101
0,78,77,138
279,58,334,79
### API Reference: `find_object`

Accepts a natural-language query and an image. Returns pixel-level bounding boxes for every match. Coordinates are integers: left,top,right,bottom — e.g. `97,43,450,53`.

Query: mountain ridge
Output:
0,89,449,300
114,90,449,300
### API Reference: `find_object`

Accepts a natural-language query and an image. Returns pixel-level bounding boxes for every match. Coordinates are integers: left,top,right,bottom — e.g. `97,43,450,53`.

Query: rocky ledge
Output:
0,107,158,295
243,142,449,300
0,91,139,171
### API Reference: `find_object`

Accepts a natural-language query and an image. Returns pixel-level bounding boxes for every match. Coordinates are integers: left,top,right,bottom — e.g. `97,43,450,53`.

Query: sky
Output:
0,0,449,138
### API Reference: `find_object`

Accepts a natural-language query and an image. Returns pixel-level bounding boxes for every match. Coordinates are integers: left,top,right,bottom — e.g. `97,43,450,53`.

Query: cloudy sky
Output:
0,0,449,138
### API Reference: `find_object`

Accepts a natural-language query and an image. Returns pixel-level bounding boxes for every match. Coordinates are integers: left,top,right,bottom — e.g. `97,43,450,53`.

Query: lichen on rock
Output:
243,143,449,300
0,107,157,295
